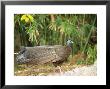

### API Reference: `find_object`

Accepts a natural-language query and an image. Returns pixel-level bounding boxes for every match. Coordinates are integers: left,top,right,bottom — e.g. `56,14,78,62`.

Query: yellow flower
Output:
25,17,29,23
21,15,27,21
27,15,34,22
21,14,34,23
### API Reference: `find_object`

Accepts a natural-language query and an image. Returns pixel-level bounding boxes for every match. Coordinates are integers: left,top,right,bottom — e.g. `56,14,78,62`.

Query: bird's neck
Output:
66,45,72,52
67,43,72,48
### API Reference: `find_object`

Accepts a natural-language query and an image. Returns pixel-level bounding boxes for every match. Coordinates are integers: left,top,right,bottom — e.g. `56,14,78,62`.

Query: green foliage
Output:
76,45,97,65
76,59,86,65
86,45,97,65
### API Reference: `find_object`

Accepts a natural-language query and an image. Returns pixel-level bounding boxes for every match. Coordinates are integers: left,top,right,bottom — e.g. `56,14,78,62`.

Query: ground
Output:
49,61,97,76
14,53,97,76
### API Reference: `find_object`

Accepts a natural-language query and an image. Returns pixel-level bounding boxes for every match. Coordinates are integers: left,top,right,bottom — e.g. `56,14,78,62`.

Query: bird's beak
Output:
71,41,74,44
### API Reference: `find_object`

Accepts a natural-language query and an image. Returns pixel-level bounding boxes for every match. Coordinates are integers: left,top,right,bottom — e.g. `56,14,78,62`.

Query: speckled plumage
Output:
16,40,73,66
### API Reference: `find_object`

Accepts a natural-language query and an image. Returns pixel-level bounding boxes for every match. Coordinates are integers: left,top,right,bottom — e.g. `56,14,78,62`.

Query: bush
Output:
86,45,97,65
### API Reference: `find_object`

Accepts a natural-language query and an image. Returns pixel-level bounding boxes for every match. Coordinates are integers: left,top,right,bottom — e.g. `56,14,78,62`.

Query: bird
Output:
16,40,73,66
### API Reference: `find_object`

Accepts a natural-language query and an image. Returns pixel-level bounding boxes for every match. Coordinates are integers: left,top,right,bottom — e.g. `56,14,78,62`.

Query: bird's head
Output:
66,39,74,48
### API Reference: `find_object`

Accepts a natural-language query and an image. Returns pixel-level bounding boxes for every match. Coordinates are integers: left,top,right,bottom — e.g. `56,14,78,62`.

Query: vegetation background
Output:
14,14,97,76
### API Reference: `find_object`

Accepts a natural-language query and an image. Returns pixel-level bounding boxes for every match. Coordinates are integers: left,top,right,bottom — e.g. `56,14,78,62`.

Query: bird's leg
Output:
57,66,62,74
